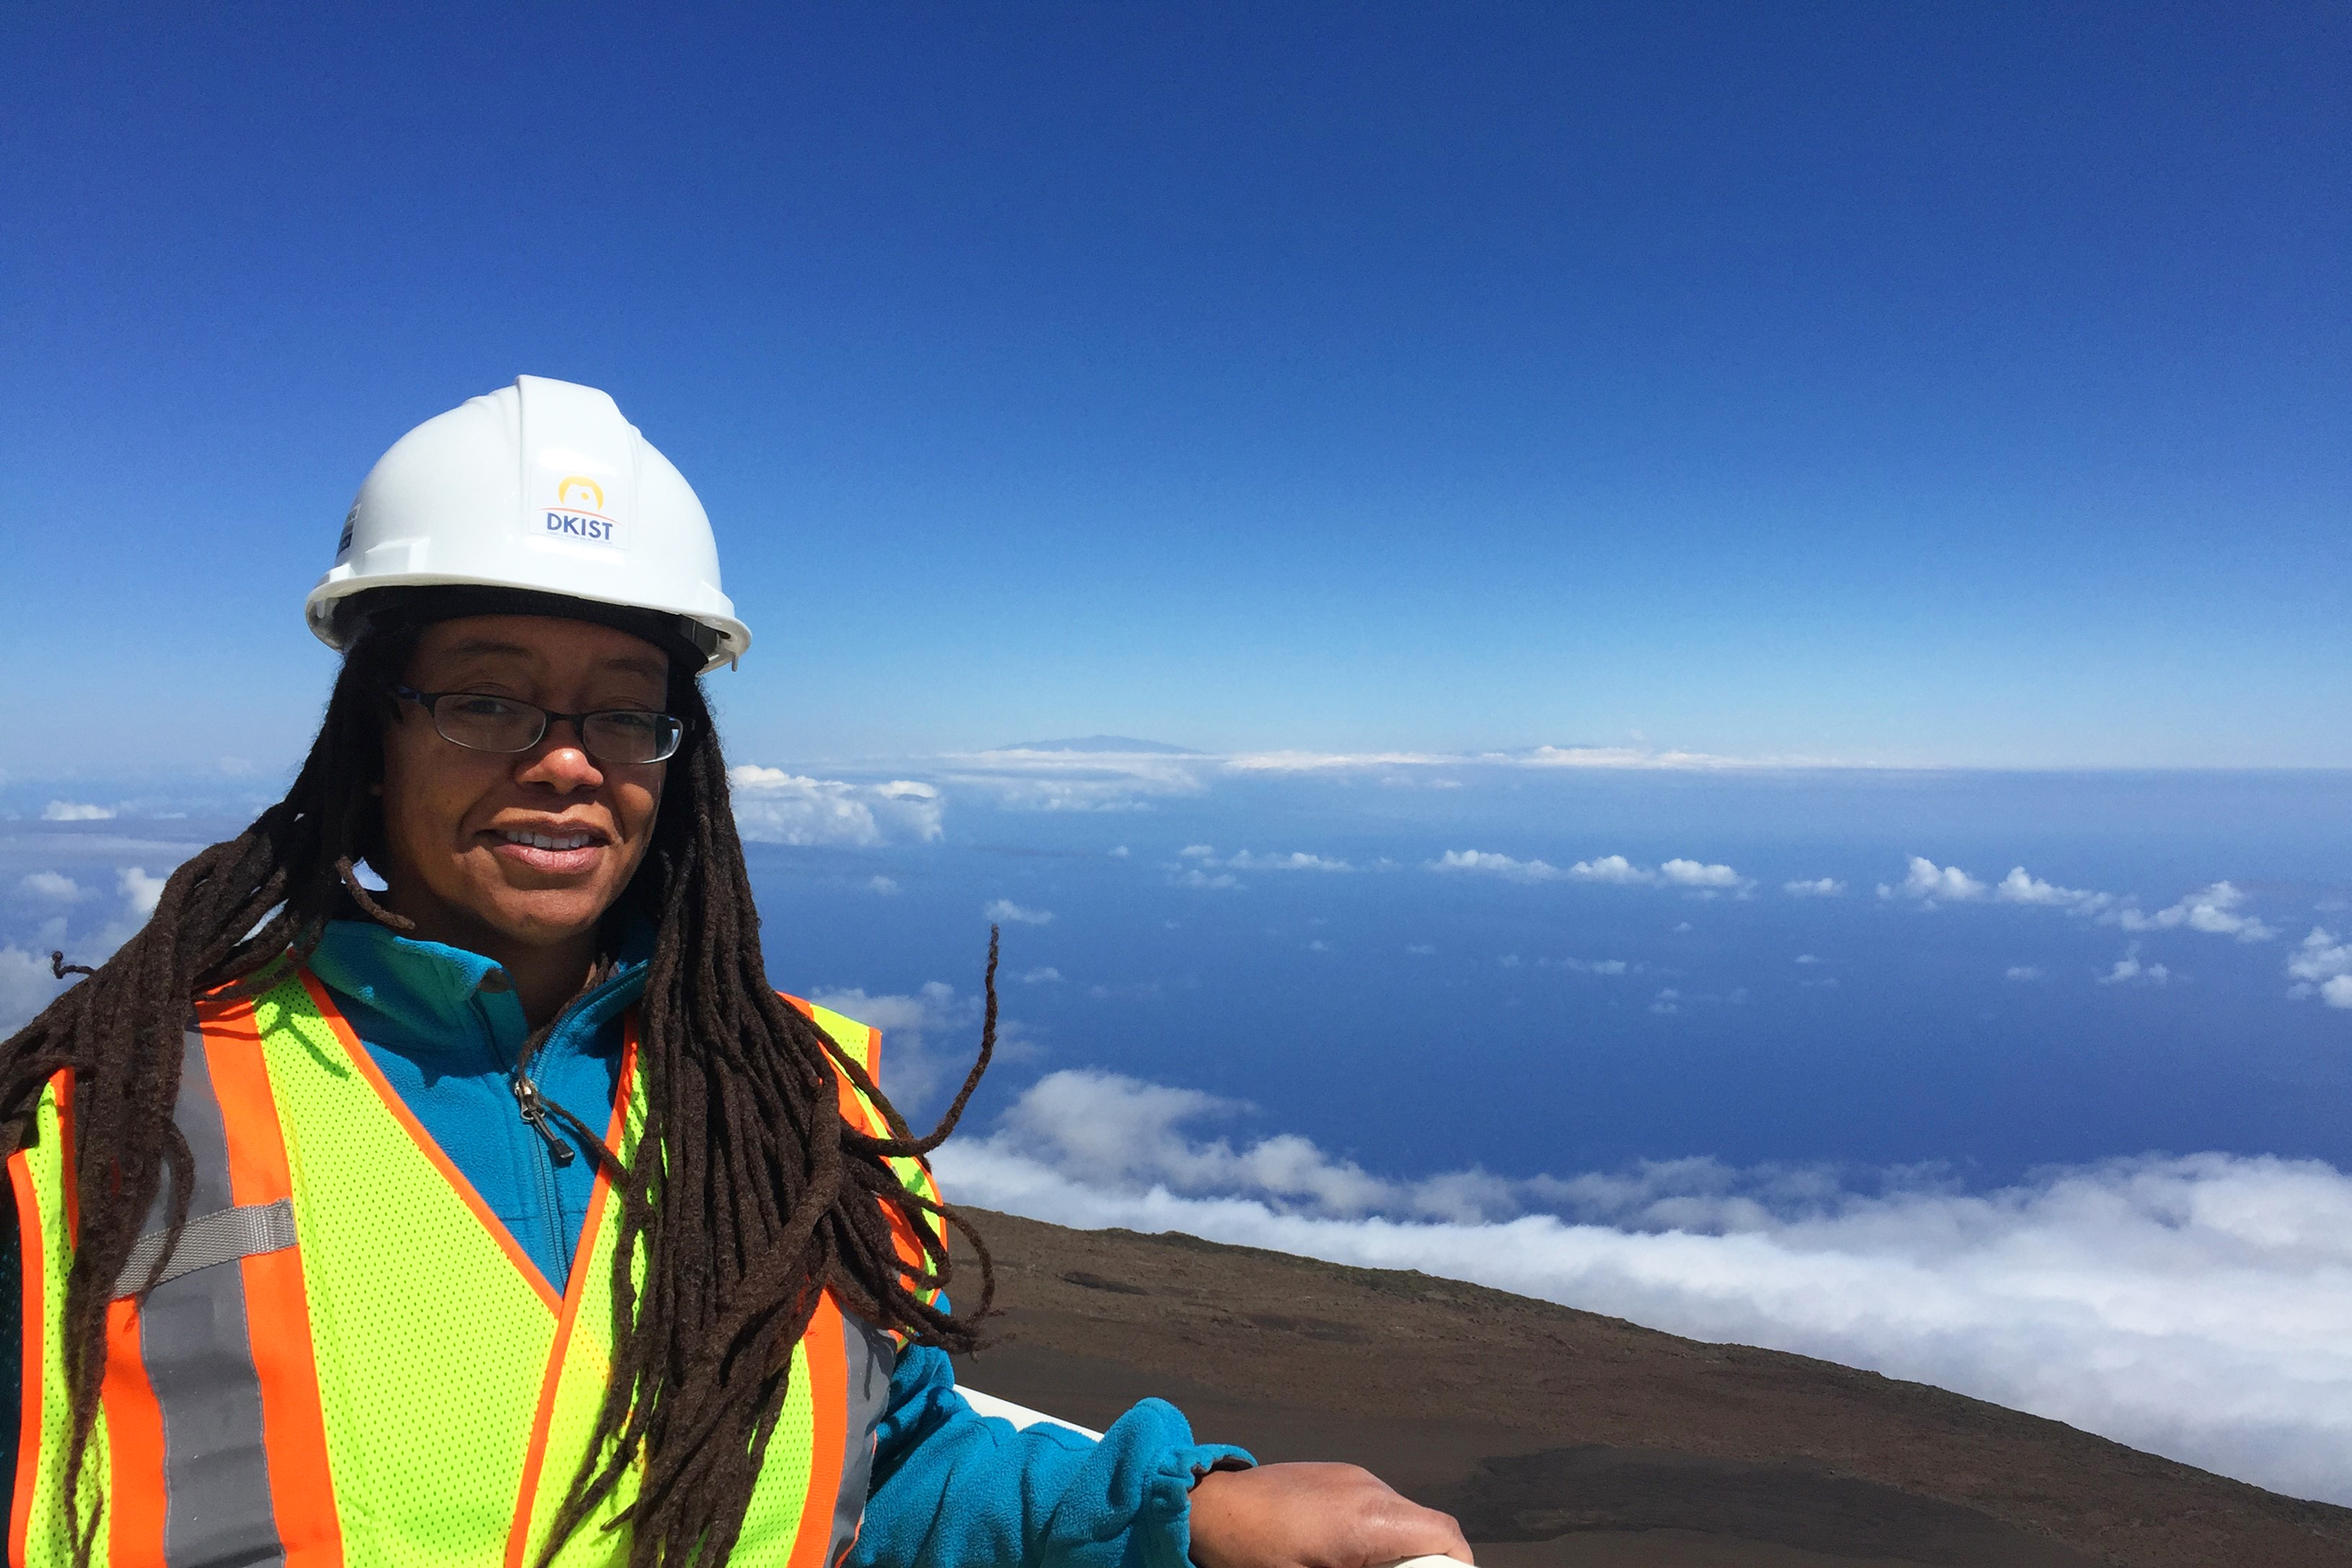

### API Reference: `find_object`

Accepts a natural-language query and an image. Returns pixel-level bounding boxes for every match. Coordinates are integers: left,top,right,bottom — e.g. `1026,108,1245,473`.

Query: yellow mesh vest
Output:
7,972,922,1568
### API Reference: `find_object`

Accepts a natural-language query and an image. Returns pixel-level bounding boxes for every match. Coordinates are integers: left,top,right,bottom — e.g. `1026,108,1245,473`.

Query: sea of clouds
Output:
937,1067,2352,1506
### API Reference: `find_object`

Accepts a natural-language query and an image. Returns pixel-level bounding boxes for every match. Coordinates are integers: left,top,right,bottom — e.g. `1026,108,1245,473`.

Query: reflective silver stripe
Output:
113,1198,296,1299
829,1318,897,1567
128,1025,290,1567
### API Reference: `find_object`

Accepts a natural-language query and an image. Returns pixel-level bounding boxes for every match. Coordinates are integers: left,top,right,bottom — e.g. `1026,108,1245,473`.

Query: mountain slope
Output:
951,1208,2352,1568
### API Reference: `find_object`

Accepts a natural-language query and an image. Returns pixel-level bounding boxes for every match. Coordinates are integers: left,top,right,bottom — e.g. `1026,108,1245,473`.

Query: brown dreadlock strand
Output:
0,621,996,1567
532,691,998,1566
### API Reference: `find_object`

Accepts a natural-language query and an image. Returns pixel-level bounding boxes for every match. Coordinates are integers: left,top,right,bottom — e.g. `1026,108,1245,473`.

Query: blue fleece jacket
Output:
301,919,1252,1567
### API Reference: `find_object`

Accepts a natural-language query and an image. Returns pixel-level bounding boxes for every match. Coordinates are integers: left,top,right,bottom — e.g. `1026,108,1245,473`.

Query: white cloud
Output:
2006,965,2045,982
1108,845,1130,858
1222,751,1459,774
41,801,115,821
1794,954,1819,965
1542,957,1629,975
0,948,70,1033
118,867,167,920
1783,877,1845,897
867,876,900,895
1875,860,2273,944
937,1075,2352,1505
51,867,175,961
3,860,192,994
728,768,944,847
2286,928,2352,1008
1016,967,1063,985
1879,856,1988,903
1993,866,2108,911
1659,858,1749,892
1405,944,1435,956
1227,850,1353,872
1432,851,1748,893
983,899,1053,926
1181,846,1353,872
2099,944,2171,986
1515,745,1774,770
1172,868,1241,890
1428,849,1566,881
1644,984,1747,1011
947,1071,1400,1217
2110,882,2276,944
1576,855,1750,892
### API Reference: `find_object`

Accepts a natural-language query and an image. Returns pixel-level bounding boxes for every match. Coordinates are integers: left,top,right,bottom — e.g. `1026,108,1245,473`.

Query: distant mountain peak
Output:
995,736,1200,755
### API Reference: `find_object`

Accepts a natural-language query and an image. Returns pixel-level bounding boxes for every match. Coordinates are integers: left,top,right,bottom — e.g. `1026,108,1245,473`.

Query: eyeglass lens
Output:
430,694,681,764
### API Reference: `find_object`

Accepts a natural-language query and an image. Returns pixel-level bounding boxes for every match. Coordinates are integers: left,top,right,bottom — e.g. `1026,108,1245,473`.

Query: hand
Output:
1186,1461,1473,1568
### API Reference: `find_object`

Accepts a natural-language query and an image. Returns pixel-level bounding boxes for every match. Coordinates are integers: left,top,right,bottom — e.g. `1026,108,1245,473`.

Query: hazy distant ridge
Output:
994,736,1200,755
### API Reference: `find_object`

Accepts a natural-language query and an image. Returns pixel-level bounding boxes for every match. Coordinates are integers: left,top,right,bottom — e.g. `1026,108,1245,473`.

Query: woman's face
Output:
377,614,670,956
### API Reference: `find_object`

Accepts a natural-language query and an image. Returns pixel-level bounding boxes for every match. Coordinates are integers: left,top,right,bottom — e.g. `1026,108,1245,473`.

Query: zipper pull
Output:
512,1076,576,1167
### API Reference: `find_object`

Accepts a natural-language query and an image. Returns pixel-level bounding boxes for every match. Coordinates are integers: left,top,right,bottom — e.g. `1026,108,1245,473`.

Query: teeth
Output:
502,830,594,851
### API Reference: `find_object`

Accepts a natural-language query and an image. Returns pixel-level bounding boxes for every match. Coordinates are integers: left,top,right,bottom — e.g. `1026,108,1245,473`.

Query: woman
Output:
2,377,1470,1568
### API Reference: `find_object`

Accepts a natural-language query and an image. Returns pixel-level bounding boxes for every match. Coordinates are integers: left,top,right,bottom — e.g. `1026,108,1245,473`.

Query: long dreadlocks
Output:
0,624,996,1567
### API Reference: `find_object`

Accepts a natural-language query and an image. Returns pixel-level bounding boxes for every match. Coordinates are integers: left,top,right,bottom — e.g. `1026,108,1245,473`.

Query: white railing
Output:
955,1386,1103,1439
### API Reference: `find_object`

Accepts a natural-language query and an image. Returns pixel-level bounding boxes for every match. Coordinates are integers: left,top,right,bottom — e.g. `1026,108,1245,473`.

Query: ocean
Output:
9,747,2352,1501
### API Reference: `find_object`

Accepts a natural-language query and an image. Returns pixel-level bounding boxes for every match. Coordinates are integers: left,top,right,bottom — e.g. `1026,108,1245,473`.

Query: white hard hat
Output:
305,376,751,672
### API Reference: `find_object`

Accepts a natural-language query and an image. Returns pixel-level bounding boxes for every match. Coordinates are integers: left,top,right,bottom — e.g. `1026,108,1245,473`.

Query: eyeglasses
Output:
394,686,686,765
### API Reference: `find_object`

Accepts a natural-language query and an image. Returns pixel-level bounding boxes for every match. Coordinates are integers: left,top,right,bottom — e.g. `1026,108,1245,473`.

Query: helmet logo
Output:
556,475,605,511
541,473,622,548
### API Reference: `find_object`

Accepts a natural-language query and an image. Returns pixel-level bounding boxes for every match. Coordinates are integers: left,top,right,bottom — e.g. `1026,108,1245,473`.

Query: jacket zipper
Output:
511,1074,576,1167
510,1063,576,1286
497,982,580,1283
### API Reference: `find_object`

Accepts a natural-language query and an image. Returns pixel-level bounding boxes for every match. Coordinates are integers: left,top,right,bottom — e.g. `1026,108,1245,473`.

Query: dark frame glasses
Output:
393,686,686,765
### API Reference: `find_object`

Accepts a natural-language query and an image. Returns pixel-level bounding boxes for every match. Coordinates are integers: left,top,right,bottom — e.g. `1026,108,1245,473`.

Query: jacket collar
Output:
306,914,651,1055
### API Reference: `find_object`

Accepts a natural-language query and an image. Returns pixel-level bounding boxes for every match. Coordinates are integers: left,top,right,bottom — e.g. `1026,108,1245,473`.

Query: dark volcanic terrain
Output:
950,1208,2352,1568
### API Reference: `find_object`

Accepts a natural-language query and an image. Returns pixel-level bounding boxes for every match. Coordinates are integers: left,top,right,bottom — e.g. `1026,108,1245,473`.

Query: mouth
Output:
486,824,610,875
498,828,602,851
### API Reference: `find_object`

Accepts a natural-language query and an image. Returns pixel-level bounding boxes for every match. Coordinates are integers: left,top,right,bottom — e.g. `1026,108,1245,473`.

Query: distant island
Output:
994,736,1200,755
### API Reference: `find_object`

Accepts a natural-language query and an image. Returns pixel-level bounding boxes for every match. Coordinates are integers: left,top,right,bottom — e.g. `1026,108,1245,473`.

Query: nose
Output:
515,721,605,794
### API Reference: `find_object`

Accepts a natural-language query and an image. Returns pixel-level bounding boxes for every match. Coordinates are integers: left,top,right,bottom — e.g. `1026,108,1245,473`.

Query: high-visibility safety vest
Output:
6,968,943,1567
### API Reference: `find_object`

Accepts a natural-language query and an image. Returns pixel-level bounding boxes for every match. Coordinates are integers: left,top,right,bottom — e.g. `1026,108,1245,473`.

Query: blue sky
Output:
6,1,2347,770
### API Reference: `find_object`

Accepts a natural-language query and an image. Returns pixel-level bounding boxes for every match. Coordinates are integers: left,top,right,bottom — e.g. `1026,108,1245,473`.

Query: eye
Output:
597,709,661,735
448,694,526,719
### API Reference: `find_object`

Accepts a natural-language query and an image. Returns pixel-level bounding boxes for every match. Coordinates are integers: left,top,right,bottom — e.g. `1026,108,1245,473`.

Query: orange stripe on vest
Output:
200,992,345,1567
